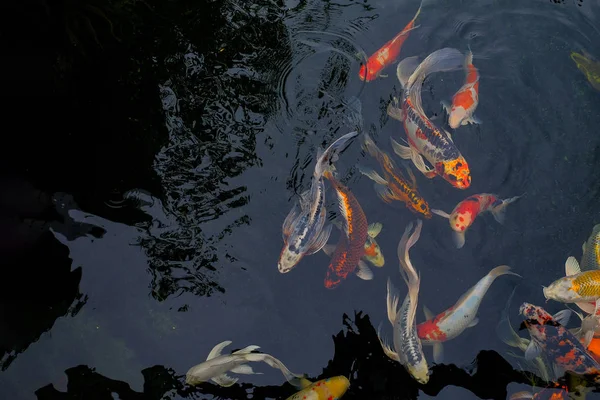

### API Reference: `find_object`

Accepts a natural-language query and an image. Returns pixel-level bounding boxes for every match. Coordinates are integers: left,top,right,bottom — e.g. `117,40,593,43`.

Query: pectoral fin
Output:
565,256,581,276
212,373,238,387
524,340,541,361
357,164,388,185
467,317,479,328
368,222,383,238
307,224,333,255
467,114,481,125
230,364,259,375
433,342,444,364
390,137,413,160
387,97,405,121
552,309,572,326
431,209,451,219
356,260,374,281
423,305,434,320
373,183,396,204
453,230,466,249
377,325,400,361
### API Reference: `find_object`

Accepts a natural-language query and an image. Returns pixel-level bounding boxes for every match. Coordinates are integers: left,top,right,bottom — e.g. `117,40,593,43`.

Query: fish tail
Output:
491,194,523,224
397,220,423,286
314,131,359,178
465,46,473,66
362,133,382,159
488,265,521,279
260,354,307,389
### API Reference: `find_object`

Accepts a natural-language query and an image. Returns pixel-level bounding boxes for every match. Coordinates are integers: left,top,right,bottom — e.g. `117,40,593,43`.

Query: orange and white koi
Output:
358,1,422,82
417,265,520,363
441,47,481,129
520,302,600,378
357,133,432,218
431,193,522,249
285,376,350,400
544,256,600,315
510,389,569,400
322,169,370,289
387,48,472,189
278,132,358,273
322,221,385,272
377,220,430,384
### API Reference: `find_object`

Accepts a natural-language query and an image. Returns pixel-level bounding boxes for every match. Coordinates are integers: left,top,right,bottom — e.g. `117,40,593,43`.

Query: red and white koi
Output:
431,193,523,249
417,265,520,363
387,48,472,189
441,47,481,129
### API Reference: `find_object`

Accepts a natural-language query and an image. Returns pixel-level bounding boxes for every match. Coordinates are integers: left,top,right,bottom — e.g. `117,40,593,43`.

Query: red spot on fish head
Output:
458,216,464,222
364,242,377,257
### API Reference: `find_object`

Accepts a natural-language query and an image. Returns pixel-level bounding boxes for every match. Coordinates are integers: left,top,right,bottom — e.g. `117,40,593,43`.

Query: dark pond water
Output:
1,0,600,399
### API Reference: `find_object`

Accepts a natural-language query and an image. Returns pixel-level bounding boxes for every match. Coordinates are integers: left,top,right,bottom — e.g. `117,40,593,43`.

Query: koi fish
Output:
519,302,600,378
543,257,600,315
570,51,600,91
496,288,552,382
570,308,600,349
587,338,600,364
279,131,358,273
185,340,304,387
431,193,522,249
510,389,569,400
441,47,481,129
285,376,350,400
322,168,370,289
387,48,472,189
377,220,429,384
581,224,600,271
322,221,385,270
418,265,520,363
358,1,422,82
357,133,432,218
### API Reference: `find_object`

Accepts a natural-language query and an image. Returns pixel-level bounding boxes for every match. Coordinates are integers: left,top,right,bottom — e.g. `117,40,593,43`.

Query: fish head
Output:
449,210,472,233
363,237,385,267
413,198,432,219
520,302,555,326
437,158,471,189
359,62,378,82
278,240,305,273
448,106,467,129
407,360,430,384
542,276,579,303
322,376,350,397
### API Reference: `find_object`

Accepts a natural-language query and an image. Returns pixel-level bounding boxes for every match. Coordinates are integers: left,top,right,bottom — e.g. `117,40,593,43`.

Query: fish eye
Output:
289,244,297,252
420,204,427,210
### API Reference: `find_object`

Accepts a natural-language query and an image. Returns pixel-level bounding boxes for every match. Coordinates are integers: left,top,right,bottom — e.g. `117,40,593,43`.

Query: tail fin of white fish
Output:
488,265,521,280
406,48,465,117
314,131,359,178
397,220,423,285
206,340,233,361
260,354,308,390
233,345,261,355
491,194,523,225
396,56,421,89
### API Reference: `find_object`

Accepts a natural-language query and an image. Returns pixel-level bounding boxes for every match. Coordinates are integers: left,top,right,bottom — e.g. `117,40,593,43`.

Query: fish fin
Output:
582,241,587,254
576,301,596,315
230,364,259,375
445,129,454,143
386,277,401,325
386,97,405,121
423,305,434,320
552,363,565,381
368,222,383,238
397,220,423,282
510,392,535,400
406,165,418,188
491,195,523,224
390,137,412,160
396,55,421,89
453,230,466,249
441,100,452,115
307,223,332,255
356,164,388,184
433,342,444,364
260,355,307,389
488,265,521,279
356,260,374,281
377,324,400,361
467,317,479,328
594,298,600,315
379,73,388,78
583,330,595,348
565,256,581,276
467,114,481,125
524,340,541,361
321,244,336,257
233,345,261,355
431,209,450,219
410,149,435,177
282,204,301,239
212,373,238,387
206,340,233,361
314,131,359,178
373,183,396,204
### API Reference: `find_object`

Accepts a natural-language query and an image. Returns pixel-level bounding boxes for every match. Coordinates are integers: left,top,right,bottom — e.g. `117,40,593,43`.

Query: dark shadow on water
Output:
33,312,553,400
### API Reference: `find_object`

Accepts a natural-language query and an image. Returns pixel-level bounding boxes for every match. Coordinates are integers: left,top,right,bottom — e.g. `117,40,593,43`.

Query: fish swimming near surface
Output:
285,375,350,400
519,302,600,379
570,51,600,91
185,340,304,387
378,220,430,384
279,131,358,274
418,265,520,363
358,0,423,82
441,46,481,129
431,193,523,249
357,133,432,218
581,224,600,271
322,167,370,289
322,220,385,269
543,257,600,316
387,48,472,189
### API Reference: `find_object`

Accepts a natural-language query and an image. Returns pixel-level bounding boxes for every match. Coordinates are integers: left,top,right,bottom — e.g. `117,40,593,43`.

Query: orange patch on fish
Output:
453,89,475,110
364,242,377,257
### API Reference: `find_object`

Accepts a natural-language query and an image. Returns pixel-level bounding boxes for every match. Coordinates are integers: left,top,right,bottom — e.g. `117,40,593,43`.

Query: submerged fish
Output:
378,220,429,384
519,302,600,378
358,0,422,82
387,48,472,189
322,168,370,289
544,257,600,315
418,265,520,363
510,389,569,400
358,133,432,218
581,224,600,271
431,193,522,249
185,340,303,387
570,308,600,349
570,51,600,91
279,131,358,273
441,47,481,129
322,221,385,269
285,376,350,400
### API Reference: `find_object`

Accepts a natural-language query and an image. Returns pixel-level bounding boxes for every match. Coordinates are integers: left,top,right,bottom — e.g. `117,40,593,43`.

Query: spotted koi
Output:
442,47,481,129
544,257,600,315
285,376,350,400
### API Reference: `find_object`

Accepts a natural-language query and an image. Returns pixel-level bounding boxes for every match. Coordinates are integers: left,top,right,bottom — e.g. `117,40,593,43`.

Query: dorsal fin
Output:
206,340,232,361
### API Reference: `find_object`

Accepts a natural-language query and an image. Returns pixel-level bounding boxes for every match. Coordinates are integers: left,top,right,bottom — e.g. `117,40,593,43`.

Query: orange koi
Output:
358,1,422,82
441,47,481,129
322,170,369,289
